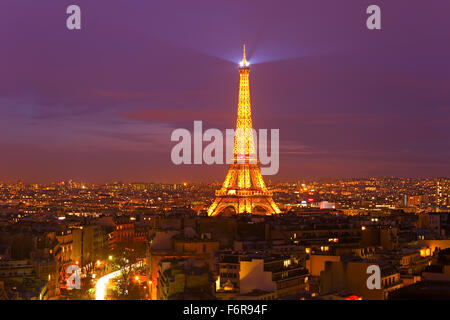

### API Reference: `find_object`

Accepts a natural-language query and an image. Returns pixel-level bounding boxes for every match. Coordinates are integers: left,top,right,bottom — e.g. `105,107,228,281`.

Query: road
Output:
95,269,121,300
95,261,144,300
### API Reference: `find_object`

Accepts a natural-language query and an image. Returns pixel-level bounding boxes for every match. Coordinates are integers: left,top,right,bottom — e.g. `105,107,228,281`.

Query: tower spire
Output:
240,44,249,68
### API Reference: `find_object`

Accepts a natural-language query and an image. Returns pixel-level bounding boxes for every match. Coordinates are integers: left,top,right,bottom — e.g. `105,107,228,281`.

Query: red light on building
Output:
307,198,314,202
345,295,362,300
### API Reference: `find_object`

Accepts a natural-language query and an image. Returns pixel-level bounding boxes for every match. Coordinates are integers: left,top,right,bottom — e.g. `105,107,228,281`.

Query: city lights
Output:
1,0,449,306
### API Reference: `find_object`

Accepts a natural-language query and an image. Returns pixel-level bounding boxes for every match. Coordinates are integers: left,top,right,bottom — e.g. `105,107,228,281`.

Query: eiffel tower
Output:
208,45,281,216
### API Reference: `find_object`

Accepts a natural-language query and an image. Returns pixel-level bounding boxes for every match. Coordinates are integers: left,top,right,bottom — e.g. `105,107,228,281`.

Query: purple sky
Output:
1,0,450,183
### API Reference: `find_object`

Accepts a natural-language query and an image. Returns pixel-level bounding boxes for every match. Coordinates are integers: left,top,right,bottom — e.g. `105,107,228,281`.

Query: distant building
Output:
360,226,398,250
390,248,450,299
320,259,402,300
0,260,34,278
55,230,73,264
0,281,7,300
216,252,309,300
428,212,450,237
0,245,11,261
436,179,450,207
319,201,335,210
157,259,213,300
148,228,219,300
109,219,134,249
306,254,341,277
72,225,105,266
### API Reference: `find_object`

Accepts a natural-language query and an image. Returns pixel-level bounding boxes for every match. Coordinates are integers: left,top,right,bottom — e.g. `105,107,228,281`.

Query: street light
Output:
148,280,153,300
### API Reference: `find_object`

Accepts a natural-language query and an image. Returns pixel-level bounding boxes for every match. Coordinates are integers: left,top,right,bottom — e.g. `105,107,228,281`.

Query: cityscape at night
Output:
1,178,450,300
1,0,450,311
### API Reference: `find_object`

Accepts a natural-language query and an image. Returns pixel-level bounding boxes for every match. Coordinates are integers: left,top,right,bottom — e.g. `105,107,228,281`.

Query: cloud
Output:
120,107,229,124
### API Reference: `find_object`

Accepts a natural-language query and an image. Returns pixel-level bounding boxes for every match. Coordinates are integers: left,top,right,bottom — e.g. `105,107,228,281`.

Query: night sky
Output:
1,0,450,183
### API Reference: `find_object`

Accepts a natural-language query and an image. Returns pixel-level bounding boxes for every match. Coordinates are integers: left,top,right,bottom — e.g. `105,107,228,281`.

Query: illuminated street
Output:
95,270,121,300
95,261,144,300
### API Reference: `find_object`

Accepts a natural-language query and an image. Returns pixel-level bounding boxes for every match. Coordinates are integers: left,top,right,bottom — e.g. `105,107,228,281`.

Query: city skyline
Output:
2,0,450,304
2,1,450,183
3,176,450,186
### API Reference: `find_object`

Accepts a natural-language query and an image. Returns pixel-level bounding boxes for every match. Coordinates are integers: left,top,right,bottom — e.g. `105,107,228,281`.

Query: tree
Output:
110,244,142,299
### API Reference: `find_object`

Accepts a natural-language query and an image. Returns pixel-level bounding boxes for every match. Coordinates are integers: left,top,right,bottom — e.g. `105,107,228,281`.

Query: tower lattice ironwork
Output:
208,45,281,216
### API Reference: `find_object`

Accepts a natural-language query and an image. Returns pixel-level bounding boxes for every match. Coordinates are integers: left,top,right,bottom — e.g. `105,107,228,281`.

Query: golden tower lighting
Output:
208,45,281,216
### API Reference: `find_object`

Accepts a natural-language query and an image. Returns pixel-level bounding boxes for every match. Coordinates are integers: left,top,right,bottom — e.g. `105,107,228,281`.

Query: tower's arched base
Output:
208,194,280,216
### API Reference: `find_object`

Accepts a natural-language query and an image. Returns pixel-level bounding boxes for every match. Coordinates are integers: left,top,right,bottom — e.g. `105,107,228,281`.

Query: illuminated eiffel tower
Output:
208,45,281,216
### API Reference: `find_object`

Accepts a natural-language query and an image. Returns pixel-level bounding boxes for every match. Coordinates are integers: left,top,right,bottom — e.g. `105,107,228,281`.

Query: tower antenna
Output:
240,44,248,67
